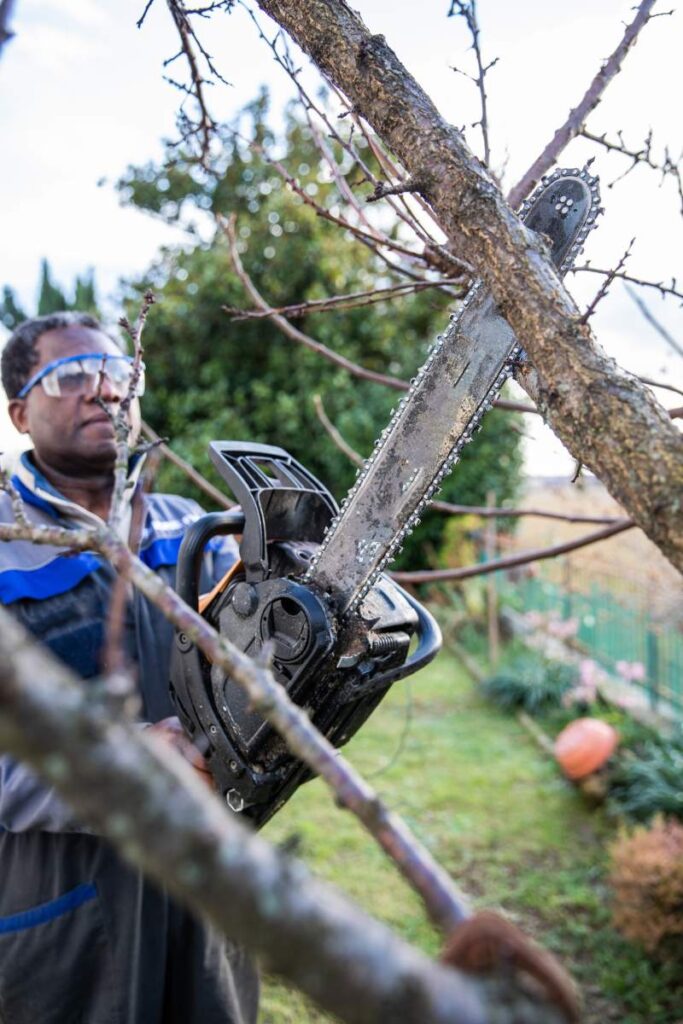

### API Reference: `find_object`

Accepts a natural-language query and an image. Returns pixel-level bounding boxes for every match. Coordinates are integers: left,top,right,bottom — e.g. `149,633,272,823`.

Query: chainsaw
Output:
170,167,601,828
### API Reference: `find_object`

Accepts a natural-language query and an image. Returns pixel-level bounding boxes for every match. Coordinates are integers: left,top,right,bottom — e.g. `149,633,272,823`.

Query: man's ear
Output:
8,398,30,435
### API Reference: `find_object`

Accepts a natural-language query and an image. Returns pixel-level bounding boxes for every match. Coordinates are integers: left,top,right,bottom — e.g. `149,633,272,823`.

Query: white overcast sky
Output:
0,0,681,476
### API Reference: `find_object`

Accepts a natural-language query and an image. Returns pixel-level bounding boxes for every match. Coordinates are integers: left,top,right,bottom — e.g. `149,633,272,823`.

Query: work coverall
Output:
0,451,259,1024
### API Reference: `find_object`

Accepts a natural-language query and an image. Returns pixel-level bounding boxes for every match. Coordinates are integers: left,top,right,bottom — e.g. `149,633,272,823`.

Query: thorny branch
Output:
106,290,156,534
580,239,634,323
508,0,662,207
579,127,683,213
139,0,233,165
570,264,683,303
448,1,498,168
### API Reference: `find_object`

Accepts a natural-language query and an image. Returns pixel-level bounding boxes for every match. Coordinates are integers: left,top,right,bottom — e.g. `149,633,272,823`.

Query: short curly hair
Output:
1,312,108,399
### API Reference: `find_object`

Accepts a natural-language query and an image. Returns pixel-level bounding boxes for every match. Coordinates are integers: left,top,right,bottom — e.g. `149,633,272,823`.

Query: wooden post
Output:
485,489,499,667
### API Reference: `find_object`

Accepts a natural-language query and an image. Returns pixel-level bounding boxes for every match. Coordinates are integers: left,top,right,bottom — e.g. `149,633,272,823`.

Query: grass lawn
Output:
259,651,683,1023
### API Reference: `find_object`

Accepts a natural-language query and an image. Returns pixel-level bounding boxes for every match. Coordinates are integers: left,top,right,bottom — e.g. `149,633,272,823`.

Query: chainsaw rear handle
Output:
176,510,245,612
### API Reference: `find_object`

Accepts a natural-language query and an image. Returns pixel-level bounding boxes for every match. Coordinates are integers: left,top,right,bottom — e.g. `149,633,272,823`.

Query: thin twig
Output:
508,0,661,208
392,520,634,584
570,265,683,303
579,127,683,211
625,285,683,359
225,278,463,320
220,213,409,389
580,240,634,323
448,1,498,166
108,291,155,533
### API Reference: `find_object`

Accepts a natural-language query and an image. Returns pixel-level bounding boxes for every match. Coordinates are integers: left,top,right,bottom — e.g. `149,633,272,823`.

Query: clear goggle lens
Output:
36,355,145,399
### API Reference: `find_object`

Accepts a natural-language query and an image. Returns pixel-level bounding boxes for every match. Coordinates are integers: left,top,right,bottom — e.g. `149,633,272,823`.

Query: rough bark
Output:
255,0,683,575
0,607,568,1024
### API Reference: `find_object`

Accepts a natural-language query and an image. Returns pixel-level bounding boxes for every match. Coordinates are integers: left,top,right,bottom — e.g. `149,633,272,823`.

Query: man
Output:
0,312,259,1023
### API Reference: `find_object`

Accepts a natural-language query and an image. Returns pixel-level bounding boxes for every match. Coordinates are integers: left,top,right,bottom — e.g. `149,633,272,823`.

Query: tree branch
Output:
0,608,542,1024
0,510,471,936
508,0,661,207
392,519,634,585
253,0,683,573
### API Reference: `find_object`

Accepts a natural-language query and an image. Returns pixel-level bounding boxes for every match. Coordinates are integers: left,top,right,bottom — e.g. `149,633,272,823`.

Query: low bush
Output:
609,816,683,952
608,734,683,823
483,652,576,715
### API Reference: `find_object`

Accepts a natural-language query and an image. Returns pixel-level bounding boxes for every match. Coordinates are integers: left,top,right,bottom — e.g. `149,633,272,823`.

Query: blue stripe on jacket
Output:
0,883,97,934
0,553,103,604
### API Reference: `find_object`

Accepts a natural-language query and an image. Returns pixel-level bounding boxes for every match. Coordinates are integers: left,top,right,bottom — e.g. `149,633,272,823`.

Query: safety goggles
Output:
17,354,146,400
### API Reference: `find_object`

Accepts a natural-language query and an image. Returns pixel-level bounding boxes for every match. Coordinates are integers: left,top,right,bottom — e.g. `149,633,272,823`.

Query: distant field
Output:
505,478,683,627
258,652,683,1024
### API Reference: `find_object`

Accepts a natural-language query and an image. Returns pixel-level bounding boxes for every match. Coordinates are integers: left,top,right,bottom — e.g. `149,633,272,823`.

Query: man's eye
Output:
60,372,91,391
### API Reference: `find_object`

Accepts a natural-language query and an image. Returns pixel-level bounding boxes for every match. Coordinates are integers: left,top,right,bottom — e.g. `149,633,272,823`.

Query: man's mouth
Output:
81,414,116,430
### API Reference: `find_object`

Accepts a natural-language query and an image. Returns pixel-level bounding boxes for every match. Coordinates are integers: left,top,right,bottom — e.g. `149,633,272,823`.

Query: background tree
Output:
117,91,522,569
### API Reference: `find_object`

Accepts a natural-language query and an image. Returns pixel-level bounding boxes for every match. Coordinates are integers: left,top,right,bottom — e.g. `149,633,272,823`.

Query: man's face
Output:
8,326,141,478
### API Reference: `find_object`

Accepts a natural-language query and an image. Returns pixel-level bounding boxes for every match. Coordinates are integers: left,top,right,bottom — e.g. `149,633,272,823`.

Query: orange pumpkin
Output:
553,718,618,780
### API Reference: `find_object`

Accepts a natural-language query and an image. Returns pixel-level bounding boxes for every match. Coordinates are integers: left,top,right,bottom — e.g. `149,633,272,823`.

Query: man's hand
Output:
147,716,214,789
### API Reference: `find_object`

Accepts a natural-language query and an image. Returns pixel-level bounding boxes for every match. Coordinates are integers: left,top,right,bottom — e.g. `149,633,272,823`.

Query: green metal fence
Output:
509,569,683,717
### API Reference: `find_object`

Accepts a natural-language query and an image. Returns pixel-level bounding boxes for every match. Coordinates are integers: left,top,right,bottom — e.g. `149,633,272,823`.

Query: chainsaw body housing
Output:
170,442,441,828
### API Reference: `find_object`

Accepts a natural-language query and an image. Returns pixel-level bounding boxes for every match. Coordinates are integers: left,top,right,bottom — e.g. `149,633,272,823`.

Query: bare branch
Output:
579,127,683,211
625,284,683,359
156,0,233,164
508,0,661,206
225,278,463,320
313,393,364,467
220,212,410,389
108,291,155,533
570,264,683,303
580,239,634,323
392,520,634,585
448,1,498,166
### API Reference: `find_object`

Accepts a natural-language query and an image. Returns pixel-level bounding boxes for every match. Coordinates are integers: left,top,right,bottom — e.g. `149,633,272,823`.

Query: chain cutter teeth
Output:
304,166,601,612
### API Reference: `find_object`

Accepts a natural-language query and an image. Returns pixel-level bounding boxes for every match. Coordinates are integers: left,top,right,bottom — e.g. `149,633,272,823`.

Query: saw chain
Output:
304,166,601,614
170,166,601,826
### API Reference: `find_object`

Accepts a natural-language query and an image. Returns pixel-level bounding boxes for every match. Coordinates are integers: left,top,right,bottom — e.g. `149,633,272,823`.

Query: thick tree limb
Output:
0,608,546,1024
253,0,682,572
508,0,660,207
